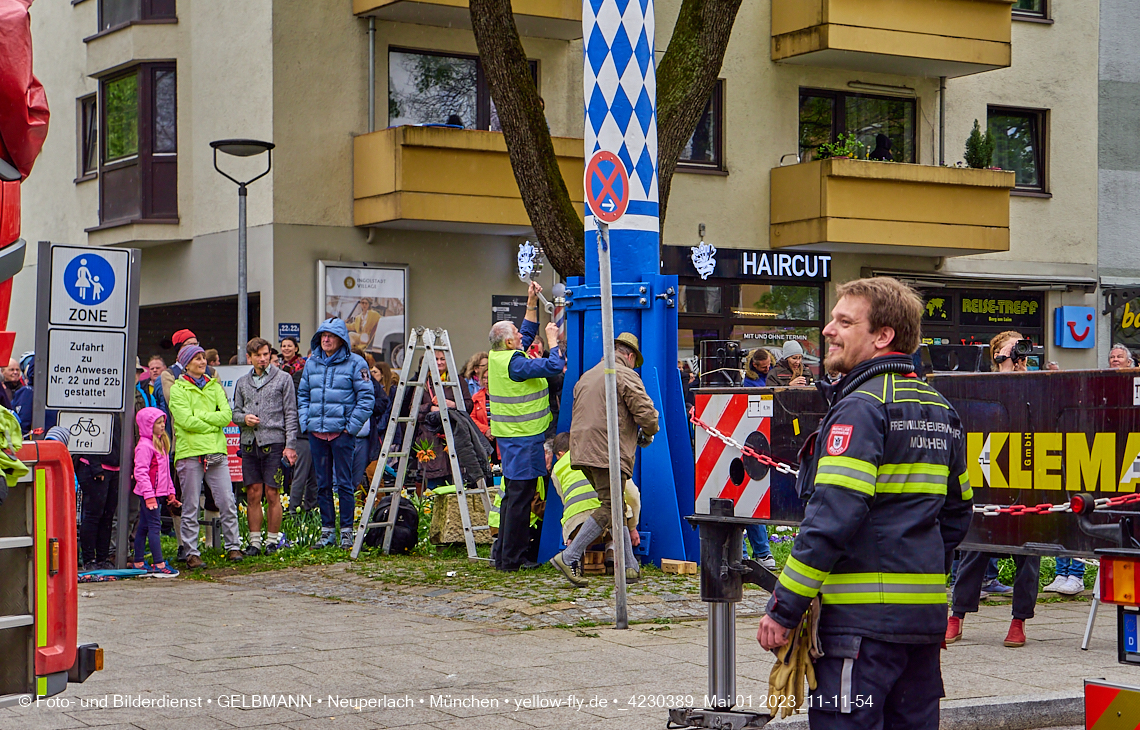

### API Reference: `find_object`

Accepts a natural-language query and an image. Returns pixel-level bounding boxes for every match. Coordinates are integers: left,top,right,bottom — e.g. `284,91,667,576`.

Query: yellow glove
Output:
767,598,821,719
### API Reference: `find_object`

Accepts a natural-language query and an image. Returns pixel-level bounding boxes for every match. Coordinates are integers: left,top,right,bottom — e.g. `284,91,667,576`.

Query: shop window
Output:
1012,0,1047,19
98,0,176,33
77,94,98,181
388,48,538,131
988,106,1047,193
97,64,177,226
799,88,916,163
678,80,725,172
918,290,1045,367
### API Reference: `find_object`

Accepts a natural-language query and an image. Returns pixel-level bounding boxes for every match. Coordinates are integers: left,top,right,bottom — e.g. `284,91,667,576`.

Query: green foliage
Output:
816,133,866,160
105,74,139,160
964,119,994,169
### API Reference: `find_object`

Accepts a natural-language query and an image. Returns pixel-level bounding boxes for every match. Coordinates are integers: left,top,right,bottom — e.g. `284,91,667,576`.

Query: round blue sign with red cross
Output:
584,151,630,223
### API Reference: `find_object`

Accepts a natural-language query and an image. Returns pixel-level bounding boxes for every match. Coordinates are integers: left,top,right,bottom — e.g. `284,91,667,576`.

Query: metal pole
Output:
708,603,737,708
368,17,376,133
938,76,947,167
31,241,50,433
597,221,628,629
114,249,141,569
237,183,248,357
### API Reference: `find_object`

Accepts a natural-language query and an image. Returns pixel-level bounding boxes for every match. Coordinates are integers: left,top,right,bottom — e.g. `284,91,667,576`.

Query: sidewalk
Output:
3,566,1133,730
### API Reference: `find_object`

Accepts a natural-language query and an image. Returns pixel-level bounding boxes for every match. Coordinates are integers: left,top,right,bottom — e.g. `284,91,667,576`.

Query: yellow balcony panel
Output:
771,0,1013,78
354,125,584,235
354,0,581,40
770,158,1015,257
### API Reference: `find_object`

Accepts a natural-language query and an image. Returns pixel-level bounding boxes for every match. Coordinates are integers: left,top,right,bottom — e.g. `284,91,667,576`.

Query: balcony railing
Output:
354,0,581,40
771,0,1013,78
354,125,584,234
770,158,1015,257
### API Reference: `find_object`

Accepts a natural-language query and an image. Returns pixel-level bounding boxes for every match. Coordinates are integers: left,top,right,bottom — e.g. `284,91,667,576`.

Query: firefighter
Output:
757,277,973,730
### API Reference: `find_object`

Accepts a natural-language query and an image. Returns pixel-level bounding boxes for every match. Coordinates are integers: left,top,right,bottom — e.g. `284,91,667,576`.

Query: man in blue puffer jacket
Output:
298,318,375,548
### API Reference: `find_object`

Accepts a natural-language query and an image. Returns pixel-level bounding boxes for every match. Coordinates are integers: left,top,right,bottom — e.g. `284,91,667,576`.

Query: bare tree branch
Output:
470,0,585,278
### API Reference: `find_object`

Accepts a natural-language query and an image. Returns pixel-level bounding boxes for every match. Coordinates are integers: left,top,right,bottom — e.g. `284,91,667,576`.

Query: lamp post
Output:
210,138,274,358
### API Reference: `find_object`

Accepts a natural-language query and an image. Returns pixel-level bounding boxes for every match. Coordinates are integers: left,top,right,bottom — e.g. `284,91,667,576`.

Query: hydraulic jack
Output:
667,499,778,729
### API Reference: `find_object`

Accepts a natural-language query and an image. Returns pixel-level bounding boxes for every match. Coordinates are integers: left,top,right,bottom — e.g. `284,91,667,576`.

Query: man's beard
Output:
823,347,851,375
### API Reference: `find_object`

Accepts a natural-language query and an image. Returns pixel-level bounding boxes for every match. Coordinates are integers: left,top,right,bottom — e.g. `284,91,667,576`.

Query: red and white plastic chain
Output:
689,409,1140,515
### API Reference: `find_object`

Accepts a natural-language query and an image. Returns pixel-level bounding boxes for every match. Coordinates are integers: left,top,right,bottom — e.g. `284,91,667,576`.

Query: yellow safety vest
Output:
489,478,546,529
487,348,552,439
553,453,601,527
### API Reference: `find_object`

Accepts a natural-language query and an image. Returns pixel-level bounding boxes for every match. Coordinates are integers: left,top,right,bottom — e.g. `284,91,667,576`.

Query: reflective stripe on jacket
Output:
768,356,973,643
489,477,545,528
487,349,551,439
552,452,600,527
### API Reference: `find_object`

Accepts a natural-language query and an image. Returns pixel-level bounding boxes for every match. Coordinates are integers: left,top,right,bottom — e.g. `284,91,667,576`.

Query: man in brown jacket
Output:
551,333,659,586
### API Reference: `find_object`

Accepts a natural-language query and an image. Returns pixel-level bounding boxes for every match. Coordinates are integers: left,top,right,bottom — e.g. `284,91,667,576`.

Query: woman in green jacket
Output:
168,346,243,568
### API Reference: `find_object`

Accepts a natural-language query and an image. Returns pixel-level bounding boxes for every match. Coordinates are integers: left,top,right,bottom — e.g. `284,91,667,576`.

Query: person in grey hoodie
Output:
232,337,299,556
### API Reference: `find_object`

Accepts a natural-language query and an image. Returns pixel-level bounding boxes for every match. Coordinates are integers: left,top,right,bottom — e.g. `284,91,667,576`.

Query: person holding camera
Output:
945,330,1042,649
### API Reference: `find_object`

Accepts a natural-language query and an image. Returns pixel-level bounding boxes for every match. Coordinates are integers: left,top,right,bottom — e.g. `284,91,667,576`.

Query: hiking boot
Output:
625,567,641,584
226,550,245,562
1004,618,1026,648
551,552,588,587
186,554,204,570
243,544,261,557
945,616,963,644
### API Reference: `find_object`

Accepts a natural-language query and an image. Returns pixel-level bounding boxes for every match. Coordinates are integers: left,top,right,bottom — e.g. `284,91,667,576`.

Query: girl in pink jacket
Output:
132,407,181,576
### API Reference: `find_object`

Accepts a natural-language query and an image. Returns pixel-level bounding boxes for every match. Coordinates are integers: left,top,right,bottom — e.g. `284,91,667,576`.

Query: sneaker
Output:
226,550,245,562
1058,575,1085,596
980,579,1013,597
945,616,963,644
625,567,641,584
312,529,336,550
186,555,205,570
550,552,588,587
340,530,354,550
149,562,180,578
1042,575,1068,593
264,541,279,556
1004,618,1026,648
243,544,262,557
757,555,777,571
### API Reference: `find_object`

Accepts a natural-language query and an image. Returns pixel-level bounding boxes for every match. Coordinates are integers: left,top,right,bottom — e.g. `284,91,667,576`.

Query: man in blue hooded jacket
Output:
298,319,375,548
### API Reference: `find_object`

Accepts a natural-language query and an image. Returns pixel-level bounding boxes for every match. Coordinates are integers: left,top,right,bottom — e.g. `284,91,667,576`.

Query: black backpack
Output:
364,495,419,554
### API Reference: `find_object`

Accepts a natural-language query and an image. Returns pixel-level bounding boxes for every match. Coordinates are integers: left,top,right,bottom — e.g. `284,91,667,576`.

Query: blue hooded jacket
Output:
298,318,375,435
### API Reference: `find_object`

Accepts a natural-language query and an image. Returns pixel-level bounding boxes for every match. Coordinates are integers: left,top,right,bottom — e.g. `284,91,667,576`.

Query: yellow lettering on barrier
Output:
1120,434,1140,493
1067,433,1116,492
989,433,1009,489
1033,433,1062,490
1007,433,1032,490
967,432,985,488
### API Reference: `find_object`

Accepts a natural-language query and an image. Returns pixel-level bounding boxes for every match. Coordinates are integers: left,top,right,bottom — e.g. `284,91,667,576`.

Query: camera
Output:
1012,339,1044,361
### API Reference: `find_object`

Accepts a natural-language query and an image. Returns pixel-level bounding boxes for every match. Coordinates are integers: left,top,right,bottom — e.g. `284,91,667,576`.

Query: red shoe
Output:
945,616,963,644
1004,618,1026,647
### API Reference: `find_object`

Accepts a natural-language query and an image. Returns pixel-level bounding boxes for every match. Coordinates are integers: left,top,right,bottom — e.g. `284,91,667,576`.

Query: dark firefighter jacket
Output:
767,354,973,644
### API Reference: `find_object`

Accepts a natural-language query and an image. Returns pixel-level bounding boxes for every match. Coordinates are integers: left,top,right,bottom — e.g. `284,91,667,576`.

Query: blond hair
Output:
989,331,1024,367
152,417,171,454
834,277,925,354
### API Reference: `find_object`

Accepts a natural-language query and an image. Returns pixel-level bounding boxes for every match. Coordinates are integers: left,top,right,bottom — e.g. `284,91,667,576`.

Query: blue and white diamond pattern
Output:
583,0,658,232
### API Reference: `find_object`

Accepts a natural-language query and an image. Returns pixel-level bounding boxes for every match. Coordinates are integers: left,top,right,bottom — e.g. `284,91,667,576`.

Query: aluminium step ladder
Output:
350,327,493,561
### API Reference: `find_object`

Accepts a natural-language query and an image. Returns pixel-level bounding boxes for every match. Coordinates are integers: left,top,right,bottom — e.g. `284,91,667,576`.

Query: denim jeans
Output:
744,523,772,558
310,433,356,531
352,436,370,492
1055,557,1085,578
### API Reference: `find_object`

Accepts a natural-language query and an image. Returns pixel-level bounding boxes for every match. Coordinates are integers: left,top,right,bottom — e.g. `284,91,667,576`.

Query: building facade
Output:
12,0,1104,372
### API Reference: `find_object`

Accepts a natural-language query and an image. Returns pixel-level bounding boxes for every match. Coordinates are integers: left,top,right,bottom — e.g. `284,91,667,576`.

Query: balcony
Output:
770,158,1015,257
771,0,1013,78
354,126,584,234
354,0,581,40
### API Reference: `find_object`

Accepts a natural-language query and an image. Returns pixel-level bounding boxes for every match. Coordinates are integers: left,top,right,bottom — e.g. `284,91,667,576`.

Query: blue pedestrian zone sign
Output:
64,253,116,306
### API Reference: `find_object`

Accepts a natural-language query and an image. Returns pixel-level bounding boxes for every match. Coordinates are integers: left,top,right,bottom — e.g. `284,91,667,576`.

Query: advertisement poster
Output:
213,364,249,482
320,262,407,366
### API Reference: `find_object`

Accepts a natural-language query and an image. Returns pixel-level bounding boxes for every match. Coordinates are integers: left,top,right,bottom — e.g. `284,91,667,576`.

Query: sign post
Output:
33,242,140,569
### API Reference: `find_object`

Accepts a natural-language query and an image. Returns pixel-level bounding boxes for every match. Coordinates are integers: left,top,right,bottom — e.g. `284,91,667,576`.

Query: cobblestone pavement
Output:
3,569,1134,730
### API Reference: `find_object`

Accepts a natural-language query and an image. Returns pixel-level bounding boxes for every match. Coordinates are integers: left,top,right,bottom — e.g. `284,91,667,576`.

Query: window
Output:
77,95,98,180
388,48,538,131
1012,0,1047,19
988,106,1046,192
799,88,916,163
678,80,725,172
97,0,176,33
95,64,177,226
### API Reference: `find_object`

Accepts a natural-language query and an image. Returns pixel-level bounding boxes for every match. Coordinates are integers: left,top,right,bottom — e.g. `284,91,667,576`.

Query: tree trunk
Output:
656,0,743,229
470,0,585,278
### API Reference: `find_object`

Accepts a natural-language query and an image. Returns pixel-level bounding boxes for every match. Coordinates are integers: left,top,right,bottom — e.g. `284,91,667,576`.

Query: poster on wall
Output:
319,261,407,367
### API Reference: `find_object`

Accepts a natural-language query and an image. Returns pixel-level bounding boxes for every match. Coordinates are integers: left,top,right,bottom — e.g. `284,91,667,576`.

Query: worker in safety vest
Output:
486,281,563,571
757,277,972,729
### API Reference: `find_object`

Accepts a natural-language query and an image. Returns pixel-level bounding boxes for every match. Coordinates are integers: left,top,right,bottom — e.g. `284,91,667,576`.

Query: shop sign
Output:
1053,306,1096,349
661,246,832,282
1112,298,1140,348
492,295,528,329
959,296,1042,328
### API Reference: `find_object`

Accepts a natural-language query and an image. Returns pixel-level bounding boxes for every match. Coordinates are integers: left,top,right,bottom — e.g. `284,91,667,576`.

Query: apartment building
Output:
11,0,1103,371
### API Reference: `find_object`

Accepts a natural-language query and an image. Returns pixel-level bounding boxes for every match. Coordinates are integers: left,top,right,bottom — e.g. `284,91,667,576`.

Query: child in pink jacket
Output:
132,407,181,576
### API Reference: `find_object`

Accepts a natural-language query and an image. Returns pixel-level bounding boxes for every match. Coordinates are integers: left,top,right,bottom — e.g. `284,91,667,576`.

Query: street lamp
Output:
210,138,274,359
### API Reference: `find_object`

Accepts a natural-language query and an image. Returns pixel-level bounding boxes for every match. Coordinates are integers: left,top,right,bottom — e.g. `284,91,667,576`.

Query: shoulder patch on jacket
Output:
826,424,853,455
